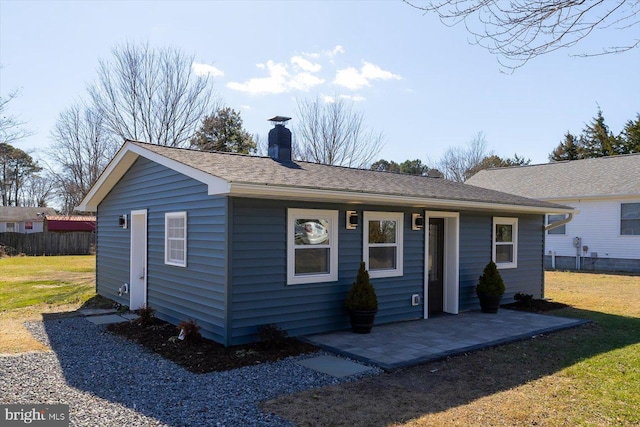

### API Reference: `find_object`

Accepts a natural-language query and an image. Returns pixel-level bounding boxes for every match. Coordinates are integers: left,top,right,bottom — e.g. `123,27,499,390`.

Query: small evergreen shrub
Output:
177,319,202,345
258,324,288,349
346,262,378,311
476,261,506,296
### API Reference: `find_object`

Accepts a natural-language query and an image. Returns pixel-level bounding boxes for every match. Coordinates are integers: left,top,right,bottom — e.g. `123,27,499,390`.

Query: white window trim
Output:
620,202,640,236
287,208,339,285
363,211,404,279
165,211,187,267
493,217,518,269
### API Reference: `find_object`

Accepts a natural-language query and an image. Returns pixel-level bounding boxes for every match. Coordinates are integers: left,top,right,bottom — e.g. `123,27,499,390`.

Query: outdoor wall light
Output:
118,215,128,229
346,211,359,229
412,213,424,231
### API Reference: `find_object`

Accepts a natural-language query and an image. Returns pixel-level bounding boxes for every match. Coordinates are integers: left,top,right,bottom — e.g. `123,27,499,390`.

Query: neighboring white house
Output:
466,154,640,273
0,207,57,234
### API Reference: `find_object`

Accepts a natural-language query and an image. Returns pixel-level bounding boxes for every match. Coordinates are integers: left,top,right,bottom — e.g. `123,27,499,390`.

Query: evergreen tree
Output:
190,107,256,154
617,114,640,154
581,109,617,158
549,132,584,161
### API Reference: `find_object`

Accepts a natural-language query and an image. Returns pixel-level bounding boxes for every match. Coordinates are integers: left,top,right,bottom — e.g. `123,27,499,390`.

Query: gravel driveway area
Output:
0,317,381,426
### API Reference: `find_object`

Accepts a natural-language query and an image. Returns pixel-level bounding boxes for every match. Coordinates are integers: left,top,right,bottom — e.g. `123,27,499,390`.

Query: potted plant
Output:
345,262,378,333
476,261,505,313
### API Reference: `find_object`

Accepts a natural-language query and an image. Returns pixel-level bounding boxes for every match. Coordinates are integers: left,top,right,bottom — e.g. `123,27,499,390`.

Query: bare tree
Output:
48,104,119,213
437,132,491,182
89,43,217,147
20,173,53,207
1,89,33,146
295,97,384,168
405,0,640,69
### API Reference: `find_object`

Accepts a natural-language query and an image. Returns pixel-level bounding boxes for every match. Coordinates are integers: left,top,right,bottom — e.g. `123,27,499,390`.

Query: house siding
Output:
97,157,228,343
544,197,640,273
229,198,424,345
459,212,544,311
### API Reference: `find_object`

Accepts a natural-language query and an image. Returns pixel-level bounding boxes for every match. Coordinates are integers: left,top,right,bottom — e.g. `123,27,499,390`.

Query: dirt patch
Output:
107,318,319,373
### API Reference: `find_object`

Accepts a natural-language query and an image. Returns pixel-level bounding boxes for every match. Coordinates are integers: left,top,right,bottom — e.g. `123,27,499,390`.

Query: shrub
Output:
136,305,156,327
177,319,202,345
346,262,378,311
258,324,288,349
476,261,505,296
514,292,534,308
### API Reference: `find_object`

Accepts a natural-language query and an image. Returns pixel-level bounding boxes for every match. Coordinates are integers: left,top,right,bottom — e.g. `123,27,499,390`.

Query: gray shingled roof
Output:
466,154,640,199
130,141,567,210
0,207,57,221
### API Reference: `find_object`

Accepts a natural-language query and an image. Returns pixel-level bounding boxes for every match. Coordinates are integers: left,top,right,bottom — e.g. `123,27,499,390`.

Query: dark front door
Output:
428,218,444,315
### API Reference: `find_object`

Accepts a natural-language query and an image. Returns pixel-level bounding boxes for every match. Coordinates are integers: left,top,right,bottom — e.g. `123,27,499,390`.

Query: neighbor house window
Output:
364,211,404,278
165,212,187,267
493,217,518,269
547,214,566,235
621,203,640,235
25,221,33,230
287,209,338,285
6,222,15,232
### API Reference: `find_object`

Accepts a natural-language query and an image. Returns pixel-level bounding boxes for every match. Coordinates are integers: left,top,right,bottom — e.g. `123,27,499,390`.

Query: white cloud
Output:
334,67,369,90
227,59,324,95
323,95,336,103
192,62,224,77
340,94,366,102
291,56,321,72
332,45,345,56
334,61,401,90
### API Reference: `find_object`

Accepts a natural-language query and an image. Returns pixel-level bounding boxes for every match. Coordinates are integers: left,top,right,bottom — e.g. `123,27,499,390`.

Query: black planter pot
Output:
348,309,378,334
477,291,503,313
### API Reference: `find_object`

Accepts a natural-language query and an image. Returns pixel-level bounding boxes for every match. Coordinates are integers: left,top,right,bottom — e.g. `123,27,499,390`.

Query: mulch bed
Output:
502,299,570,313
106,318,319,374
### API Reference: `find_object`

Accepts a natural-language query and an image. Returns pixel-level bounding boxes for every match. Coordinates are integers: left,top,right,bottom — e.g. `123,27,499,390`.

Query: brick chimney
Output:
267,116,292,162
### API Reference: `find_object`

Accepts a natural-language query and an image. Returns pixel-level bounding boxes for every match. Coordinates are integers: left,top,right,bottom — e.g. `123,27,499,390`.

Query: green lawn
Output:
0,255,96,311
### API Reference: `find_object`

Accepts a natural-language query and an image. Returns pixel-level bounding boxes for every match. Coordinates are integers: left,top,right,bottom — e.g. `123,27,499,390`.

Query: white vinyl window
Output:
287,209,339,285
547,214,566,235
493,217,518,269
364,211,404,278
621,203,640,236
165,212,187,267
6,222,15,232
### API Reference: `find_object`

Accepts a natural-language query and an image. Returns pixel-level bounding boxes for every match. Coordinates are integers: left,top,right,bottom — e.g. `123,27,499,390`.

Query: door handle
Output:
140,267,145,280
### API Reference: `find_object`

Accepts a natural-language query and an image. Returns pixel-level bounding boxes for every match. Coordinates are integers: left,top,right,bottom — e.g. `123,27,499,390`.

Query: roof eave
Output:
227,183,575,214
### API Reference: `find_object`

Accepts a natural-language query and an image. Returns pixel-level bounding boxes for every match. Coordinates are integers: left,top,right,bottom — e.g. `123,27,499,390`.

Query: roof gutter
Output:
544,213,574,231
229,183,576,215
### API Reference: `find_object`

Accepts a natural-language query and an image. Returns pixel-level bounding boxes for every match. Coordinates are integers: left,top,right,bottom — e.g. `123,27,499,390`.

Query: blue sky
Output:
1,0,639,167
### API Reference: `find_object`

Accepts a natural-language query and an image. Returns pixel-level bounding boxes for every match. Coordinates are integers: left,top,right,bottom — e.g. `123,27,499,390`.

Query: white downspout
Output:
544,213,574,232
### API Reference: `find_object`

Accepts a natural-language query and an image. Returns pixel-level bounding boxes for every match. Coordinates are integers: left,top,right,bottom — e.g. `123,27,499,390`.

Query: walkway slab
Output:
296,355,374,378
77,308,118,316
304,310,588,370
85,314,130,325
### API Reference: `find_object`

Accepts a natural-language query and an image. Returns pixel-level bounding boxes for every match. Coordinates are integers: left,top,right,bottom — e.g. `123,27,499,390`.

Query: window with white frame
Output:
6,222,15,232
493,217,518,269
287,209,338,285
621,203,640,236
364,211,404,278
165,212,187,267
547,214,566,235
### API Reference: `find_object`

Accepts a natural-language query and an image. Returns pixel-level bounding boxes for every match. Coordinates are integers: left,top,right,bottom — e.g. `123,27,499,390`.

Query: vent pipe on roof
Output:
267,116,292,162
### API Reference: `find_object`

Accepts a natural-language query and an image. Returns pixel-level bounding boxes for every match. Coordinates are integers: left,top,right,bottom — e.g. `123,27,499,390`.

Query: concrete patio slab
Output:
77,308,118,316
296,355,375,378
303,310,588,370
85,314,130,325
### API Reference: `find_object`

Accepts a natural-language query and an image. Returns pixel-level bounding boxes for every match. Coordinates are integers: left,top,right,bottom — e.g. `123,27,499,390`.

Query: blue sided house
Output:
78,118,574,346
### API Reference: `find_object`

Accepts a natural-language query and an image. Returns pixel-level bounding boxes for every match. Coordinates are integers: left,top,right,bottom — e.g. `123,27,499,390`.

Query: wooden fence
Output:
0,232,96,256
